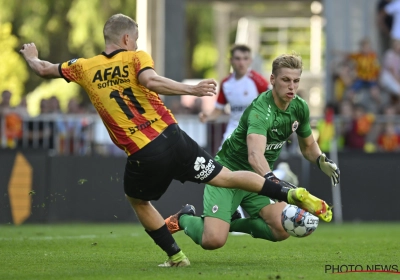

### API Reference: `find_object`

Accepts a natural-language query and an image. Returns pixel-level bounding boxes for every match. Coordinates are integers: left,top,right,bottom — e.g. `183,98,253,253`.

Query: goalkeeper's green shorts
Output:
203,184,272,223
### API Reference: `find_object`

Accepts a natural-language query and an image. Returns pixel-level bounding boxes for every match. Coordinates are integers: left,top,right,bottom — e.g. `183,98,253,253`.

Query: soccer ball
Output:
281,204,319,238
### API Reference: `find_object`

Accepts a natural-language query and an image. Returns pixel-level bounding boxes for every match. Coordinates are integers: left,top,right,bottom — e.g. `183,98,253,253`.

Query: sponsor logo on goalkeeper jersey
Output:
194,157,215,180
265,141,286,151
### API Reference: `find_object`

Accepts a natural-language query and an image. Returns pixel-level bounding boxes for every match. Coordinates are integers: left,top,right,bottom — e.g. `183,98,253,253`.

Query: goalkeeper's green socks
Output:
179,214,278,244
179,215,204,245
230,217,276,242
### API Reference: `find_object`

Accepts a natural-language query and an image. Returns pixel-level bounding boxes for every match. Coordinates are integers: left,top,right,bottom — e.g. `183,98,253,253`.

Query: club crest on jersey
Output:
212,205,218,213
292,120,299,132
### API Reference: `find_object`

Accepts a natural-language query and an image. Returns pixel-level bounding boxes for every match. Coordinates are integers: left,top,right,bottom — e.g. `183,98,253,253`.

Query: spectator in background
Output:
377,123,400,151
337,100,354,149
0,90,12,115
317,103,336,153
380,39,400,106
22,97,54,149
0,91,27,149
373,105,400,152
63,97,90,155
332,59,356,104
0,90,12,144
344,104,375,151
377,0,394,53
14,97,30,118
7,97,30,148
4,111,22,148
384,0,400,41
347,38,381,109
39,98,49,114
199,44,269,149
48,96,62,114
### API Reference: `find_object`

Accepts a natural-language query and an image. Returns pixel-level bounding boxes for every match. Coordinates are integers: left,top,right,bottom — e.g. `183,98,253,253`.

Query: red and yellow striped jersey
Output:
59,50,177,155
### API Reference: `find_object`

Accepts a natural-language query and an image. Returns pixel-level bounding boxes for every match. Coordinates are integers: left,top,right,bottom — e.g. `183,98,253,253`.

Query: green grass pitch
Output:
1,223,400,280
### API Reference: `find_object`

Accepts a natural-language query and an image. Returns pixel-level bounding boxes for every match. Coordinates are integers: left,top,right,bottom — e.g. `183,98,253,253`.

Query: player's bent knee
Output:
201,230,228,250
202,217,230,249
201,236,227,250
273,230,290,241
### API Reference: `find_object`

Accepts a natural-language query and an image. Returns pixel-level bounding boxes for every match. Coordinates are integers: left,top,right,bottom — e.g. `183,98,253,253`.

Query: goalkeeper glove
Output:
264,171,280,183
317,153,340,186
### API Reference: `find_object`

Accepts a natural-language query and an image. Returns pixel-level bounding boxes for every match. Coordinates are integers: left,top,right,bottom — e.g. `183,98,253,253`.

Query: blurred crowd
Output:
0,90,96,154
2,0,400,155
318,0,400,153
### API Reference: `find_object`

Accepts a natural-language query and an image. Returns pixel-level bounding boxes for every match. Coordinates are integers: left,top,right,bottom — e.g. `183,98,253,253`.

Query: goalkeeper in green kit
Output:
165,53,340,249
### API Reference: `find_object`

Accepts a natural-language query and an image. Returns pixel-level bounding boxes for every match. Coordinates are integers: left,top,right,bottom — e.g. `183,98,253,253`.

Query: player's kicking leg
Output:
166,206,231,250
208,168,332,222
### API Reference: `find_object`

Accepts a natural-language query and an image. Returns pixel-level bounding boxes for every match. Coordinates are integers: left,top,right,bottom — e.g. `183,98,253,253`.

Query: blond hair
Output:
272,52,303,76
103,14,138,45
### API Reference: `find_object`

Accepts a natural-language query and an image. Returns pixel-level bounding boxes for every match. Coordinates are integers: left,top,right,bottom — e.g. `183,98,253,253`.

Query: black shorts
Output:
124,124,223,201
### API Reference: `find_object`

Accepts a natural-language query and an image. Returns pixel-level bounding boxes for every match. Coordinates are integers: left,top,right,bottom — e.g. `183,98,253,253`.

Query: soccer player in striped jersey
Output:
20,14,332,267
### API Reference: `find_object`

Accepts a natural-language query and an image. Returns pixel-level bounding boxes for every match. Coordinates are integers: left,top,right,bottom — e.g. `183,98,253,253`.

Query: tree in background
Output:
0,23,28,102
186,3,218,79
0,0,136,115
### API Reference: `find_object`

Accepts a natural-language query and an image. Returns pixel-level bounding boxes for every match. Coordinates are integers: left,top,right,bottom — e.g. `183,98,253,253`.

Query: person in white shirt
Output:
385,0,400,40
380,39,400,96
199,44,269,224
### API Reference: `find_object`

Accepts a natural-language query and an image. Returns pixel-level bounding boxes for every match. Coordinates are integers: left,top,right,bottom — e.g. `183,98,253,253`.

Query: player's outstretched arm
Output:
298,134,340,186
138,68,217,97
19,43,61,79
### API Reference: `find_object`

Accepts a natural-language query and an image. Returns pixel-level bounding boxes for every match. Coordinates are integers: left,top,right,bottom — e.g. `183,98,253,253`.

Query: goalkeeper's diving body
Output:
165,53,340,249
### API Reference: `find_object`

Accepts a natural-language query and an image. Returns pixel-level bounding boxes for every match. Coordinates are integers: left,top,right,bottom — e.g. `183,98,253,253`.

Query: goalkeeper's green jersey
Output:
216,90,312,171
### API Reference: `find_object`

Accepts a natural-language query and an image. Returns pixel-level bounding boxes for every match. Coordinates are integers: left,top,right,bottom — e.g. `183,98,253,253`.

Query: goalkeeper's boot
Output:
158,251,190,267
165,204,196,234
288,188,332,222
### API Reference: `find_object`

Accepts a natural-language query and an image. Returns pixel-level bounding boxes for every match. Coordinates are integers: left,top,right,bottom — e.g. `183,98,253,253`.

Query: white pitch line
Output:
0,233,139,241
